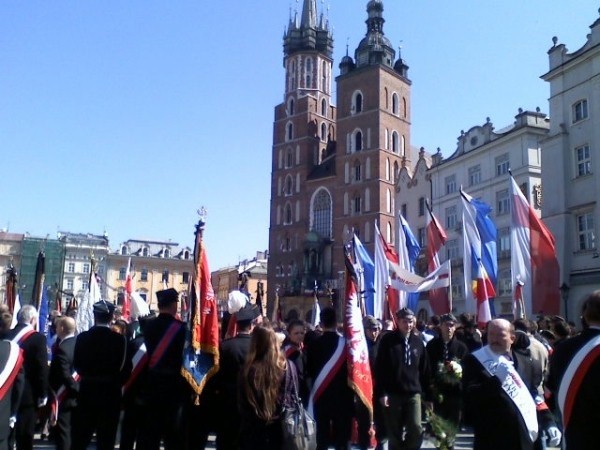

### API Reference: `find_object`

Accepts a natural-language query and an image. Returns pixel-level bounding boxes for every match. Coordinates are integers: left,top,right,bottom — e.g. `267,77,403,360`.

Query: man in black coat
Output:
375,308,431,450
215,301,261,450
71,300,129,450
0,310,24,450
426,313,468,433
305,307,353,450
462,319,560,450
546,290,600,450
136,288,186,450
48,316,78,450
7,305,48,450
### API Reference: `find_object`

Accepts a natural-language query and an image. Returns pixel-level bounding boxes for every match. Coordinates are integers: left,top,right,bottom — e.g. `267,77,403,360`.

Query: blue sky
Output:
1,1,597,270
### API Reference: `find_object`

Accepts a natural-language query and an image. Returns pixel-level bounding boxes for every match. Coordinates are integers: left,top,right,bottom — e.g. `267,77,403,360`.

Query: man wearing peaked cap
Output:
155,288,179,307
72,300,128,450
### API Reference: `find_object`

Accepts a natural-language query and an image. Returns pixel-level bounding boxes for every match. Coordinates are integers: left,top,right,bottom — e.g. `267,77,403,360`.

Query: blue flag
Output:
399,215,422,312
353,234,376,316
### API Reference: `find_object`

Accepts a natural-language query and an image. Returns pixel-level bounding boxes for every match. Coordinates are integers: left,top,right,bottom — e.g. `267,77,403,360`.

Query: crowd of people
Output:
0,287,599,450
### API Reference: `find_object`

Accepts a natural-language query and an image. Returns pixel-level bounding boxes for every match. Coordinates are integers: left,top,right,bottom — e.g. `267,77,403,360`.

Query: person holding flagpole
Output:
546,290,600,450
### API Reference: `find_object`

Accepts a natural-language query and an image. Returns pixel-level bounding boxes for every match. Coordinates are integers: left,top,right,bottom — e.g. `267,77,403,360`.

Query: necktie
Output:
443,342,449,362
405,336,411,366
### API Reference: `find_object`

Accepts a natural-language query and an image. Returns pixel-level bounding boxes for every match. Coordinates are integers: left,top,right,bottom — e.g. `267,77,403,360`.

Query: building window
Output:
120,245,128,255
183,250,190,259
285,148,293,168
392,93,399,115
119,268,126,280
446,239,459,260
284,203,293,225
446,206,458,229
497,227,510,258
321,98,327,116
573,99,588,123
66,279,74,290
164,249,171,258
305,57,312,88
321,123,327,141
81,281,89,291
354,162,361,182
496,154,510,177
391,131,399,153
83,263,90,274
285,175,293,196
140,269,148,282
353,92,363,114
286,123,294,141
354,131,363,152
575,144,592,177
498,269,512,297
496,189,510,215
288,98,295,115
468,165,481,186
445,175,456,195
418,197,426,217
577,212,596,250
142,247,149,257
162,270,169,283
353,196,361,214
68,262,75,273
418,227,427,247
311,189,332,238
182,272,190,283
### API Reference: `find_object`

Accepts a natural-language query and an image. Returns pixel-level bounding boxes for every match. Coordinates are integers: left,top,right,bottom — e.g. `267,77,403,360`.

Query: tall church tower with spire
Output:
268,0,411,319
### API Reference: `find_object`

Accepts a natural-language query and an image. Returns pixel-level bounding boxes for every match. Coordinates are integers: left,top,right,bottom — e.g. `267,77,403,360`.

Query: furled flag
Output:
5,265,17,314
509,175,560,317
123,257,133,321
461,190,496,327
398,214,422,312
32,251,45,312
181,214,220,399
75,266,101,333
10,293,21,328
374,222,400,321
344,249,374,424
425,202,449,314
38,286,50,336
389,259,451,293
311,284,321,328
353,233,375,316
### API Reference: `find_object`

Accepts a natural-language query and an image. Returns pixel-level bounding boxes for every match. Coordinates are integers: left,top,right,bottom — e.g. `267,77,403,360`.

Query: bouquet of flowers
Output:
424,405,457,450
436,359,463,386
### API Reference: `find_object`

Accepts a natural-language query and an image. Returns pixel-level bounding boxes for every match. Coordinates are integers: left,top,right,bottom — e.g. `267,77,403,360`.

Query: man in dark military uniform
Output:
215,300,261,450
136,288,186,450
71,300,128,450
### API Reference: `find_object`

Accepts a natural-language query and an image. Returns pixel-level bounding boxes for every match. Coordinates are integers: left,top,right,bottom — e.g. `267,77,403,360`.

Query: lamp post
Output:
560,282,570,322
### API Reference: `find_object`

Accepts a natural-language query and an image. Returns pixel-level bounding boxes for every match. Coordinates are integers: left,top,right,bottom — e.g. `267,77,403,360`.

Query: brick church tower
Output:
268,0,411,320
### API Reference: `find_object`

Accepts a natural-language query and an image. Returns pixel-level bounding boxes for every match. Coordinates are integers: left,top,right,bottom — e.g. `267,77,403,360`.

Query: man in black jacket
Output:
7,305,48,450
546,290,600,450
48,316,78,450
375,308,431,450
136,288,186,450
71,300,128,450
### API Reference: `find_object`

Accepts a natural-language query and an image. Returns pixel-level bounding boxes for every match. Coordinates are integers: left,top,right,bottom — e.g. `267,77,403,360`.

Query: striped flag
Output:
374,222,399,321
425,202,449,314
398,214,421,311
353,233,375,316
509,175,560,317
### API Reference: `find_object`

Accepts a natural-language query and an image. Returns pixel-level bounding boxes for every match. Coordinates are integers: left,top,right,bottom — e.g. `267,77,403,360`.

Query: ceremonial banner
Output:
398,214,421,311
374,223,399,320
310,286,321,328
461,190,495,327
425,202,449,314
123,257,133,321
344,251,374,421
509,175,560,317
353,234,375,316
181,217,220,398
5,266,17,314
389,259,451,293
32,251,45,312
76,271,100,333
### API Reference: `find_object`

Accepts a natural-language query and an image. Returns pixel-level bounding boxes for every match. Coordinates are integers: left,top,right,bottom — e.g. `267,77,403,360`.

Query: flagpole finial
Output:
195,207,208,237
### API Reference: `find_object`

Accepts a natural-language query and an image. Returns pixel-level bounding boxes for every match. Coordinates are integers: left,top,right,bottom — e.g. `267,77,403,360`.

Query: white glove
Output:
546,426,562,447
9,416,16,429
37,397,48,408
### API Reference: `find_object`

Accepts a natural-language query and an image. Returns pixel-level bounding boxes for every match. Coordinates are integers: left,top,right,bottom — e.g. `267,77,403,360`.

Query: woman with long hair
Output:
239,325,296,449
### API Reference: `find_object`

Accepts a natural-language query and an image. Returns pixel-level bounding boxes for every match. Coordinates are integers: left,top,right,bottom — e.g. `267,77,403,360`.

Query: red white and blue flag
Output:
509,175,560,317
426,202,449,314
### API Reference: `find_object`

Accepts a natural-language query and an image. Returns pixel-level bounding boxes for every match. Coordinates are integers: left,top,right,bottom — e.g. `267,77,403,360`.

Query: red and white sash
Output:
49,371,80,425
473,346,538,442
12,325,36,346
307,334,346,416
558,333,600,430
0,341,24,401
122,343,148,395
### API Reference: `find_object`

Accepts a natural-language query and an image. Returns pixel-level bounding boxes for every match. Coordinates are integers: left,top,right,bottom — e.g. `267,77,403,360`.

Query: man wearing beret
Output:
136,288,186,450
375,308,432,450
71,300,129,450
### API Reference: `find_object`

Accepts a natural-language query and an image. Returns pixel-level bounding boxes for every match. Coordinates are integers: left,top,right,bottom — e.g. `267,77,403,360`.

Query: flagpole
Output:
447,260,453,313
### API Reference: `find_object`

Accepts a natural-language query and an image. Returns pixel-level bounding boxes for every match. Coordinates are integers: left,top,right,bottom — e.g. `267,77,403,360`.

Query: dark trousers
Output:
120,403,144,450
137,401,184,450
9,403,35,450
216,395,240,450
384,393,422,450
71,401,121,450
314,399,352,450
53,406,73,450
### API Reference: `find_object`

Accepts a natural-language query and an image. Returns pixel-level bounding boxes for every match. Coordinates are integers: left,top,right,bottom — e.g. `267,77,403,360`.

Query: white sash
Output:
12,324,35,345
307,334,345,417
0,341,21,387
557,334,600,424
473,346,538,442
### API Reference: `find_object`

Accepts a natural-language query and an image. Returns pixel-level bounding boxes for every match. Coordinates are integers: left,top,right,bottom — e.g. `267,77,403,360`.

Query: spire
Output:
300,0,318,30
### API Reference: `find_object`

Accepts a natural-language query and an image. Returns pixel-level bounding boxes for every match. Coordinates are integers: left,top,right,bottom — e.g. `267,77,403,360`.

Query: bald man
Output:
462,319,559,450
49,317,79,450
